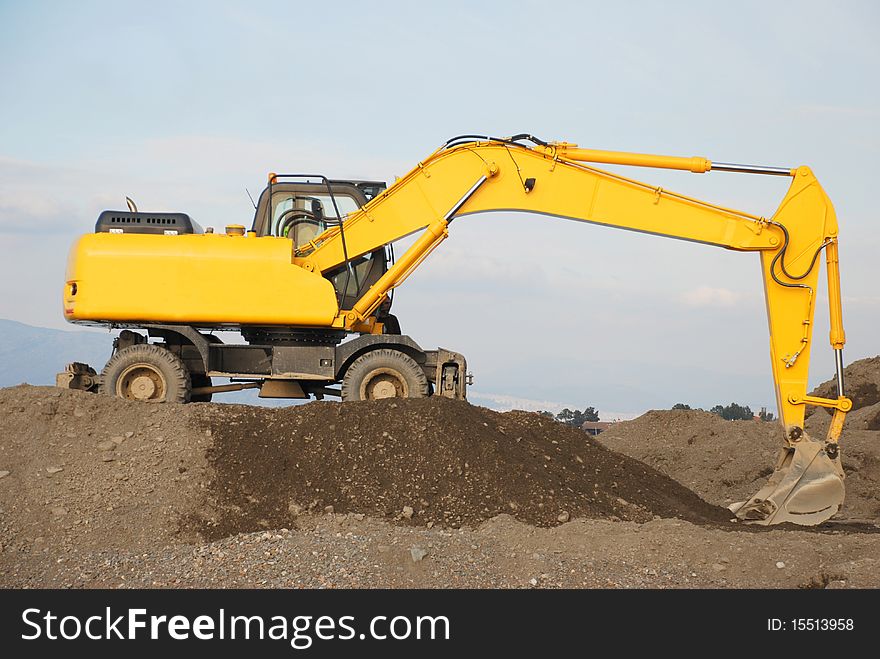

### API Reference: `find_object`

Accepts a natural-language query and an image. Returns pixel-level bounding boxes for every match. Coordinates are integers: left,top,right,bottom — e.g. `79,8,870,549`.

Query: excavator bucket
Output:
730,433,844,525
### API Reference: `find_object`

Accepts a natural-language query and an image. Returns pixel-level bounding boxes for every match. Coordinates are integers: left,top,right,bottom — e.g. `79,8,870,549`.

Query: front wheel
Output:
340,349,429,401
99,344,191,403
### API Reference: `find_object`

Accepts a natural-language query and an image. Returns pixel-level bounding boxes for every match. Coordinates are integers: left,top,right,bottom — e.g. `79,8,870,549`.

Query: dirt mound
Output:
599,408,880,520
845,401,880,431
4,386,880,590
0,385,212,555
599,410,779,508
811,355,880,411
0,386,732,558
195,399,731,540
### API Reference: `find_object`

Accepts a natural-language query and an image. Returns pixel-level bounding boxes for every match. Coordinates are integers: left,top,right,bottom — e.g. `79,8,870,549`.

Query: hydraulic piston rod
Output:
711,162,794,176
545,144,794,176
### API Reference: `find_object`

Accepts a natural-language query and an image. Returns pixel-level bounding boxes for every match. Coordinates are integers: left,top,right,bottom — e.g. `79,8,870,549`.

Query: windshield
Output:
269,192,360,247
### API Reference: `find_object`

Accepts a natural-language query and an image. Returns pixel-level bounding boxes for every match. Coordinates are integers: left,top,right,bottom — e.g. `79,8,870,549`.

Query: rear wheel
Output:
99,344,191,403
341,349,429,402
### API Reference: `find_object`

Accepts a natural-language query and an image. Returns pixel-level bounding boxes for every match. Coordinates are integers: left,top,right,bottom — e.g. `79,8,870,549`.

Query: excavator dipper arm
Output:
296,136,850,525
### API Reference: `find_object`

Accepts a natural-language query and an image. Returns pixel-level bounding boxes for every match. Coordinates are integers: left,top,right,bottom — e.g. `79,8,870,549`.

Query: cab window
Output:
270,192,359,248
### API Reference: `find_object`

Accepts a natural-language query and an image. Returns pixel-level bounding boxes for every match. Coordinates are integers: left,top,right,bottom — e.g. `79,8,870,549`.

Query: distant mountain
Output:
0,318,114,387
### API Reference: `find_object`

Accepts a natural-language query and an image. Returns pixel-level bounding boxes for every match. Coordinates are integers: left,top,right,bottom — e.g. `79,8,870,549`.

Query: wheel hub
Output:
130,375,156,399
360,368,407,400
117,364,167,402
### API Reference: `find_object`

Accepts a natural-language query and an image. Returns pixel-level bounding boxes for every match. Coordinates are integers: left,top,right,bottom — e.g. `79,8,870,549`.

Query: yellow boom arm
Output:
296,136,850,524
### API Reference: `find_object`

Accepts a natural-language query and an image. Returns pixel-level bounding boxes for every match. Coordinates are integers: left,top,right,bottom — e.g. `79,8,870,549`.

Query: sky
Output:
0,0,878,418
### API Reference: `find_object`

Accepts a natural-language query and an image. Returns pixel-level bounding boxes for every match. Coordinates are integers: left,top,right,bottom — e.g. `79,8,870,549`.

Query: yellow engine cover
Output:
63,233,340,327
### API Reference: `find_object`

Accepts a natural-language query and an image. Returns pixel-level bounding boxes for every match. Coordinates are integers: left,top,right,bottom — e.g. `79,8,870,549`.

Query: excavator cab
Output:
251,179,395,314
251,179,386,239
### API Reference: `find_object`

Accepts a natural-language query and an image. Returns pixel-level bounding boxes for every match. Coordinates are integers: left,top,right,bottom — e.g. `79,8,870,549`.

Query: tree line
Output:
538,407,600,427
672,402,774,421
536,402,774,427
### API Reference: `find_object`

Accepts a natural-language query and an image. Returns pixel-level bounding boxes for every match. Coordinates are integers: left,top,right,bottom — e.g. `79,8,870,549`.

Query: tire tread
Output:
99,344,191,403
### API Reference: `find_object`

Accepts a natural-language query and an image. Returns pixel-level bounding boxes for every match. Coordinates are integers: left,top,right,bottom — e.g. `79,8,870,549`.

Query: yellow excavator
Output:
60,134,851,526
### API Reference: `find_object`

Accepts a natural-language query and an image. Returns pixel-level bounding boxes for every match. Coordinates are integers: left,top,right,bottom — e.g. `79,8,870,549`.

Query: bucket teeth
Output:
730,433,845,526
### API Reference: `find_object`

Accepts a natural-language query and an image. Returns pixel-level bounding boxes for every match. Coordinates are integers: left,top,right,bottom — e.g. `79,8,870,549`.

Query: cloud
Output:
0,134,410,235
469,390,574,413
680,286,744,308
0,157,108,234
0,193,68,232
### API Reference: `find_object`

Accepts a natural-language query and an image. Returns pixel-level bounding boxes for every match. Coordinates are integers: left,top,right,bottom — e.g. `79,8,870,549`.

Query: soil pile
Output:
0,386,731,558
599,410,779,508
0,385,212,555
811,355,880,411
2,385,878,590
599,407,880,520
196,399,731,540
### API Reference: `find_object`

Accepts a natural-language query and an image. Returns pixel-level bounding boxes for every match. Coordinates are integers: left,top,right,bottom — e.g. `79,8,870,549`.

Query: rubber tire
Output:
190,373,213,403
99,344,191,403
340,348,429,402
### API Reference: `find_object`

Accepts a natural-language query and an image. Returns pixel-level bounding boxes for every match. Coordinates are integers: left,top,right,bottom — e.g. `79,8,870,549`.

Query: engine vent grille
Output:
95,211,199,235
